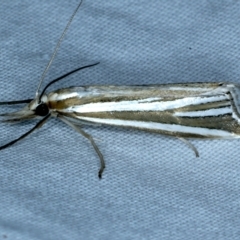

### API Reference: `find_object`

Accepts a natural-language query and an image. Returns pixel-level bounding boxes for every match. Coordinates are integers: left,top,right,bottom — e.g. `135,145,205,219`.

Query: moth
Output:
1,1,240,178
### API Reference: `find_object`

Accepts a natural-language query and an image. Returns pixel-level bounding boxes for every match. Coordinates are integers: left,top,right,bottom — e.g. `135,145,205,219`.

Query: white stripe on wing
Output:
76,116,239,138
64,95,229,113
174,106,232,117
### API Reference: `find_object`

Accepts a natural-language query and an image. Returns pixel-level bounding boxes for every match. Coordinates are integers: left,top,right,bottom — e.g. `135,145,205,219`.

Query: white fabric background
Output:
1,0,240,239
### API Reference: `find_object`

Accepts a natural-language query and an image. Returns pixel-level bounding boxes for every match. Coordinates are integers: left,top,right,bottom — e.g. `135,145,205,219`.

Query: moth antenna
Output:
39,62,99,101
35,0,83,97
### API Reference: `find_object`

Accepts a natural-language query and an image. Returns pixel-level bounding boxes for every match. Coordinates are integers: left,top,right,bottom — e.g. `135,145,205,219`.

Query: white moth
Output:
1,1,240,178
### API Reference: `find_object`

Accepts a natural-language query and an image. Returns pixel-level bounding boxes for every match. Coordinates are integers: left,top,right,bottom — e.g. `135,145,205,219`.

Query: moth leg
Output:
76,127,105,179
177,137,199,157
0,114,50,151
59,116,105,179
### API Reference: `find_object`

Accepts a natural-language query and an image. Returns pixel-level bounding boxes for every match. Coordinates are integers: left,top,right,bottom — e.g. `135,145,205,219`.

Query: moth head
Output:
0,94,49,122
29,95,49,116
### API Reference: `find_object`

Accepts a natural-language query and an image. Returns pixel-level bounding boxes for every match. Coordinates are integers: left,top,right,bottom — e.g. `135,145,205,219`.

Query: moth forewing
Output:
47,82,240,139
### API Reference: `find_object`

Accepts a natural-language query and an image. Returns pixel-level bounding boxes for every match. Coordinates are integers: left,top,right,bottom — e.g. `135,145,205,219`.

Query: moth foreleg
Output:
0,114,50,151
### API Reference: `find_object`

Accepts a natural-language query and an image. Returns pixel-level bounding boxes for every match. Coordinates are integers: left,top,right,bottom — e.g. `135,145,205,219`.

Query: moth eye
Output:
35,103,49,116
